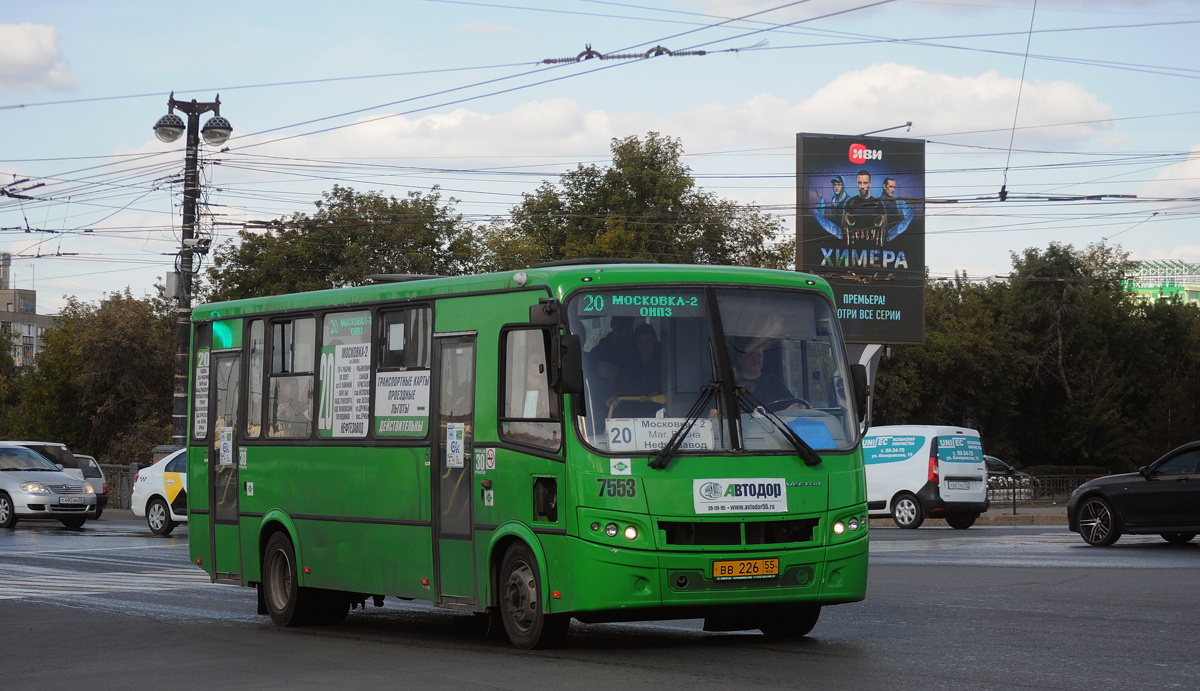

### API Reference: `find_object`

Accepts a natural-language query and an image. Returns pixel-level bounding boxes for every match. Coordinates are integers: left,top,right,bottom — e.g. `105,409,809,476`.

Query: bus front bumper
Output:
552,534,867,618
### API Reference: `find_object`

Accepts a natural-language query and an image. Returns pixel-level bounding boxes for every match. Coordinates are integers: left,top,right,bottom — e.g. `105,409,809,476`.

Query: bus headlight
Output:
624,526,638,540
848,518,859,531
833,521,845,535
605,523,619,537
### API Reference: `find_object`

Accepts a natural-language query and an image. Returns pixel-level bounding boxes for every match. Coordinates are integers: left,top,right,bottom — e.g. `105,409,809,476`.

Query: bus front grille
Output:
658,518,820,546
660,521,741,546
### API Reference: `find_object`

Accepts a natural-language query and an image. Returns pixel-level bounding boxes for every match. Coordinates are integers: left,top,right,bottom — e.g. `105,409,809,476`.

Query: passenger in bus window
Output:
590,315,635,380
612,323,664,417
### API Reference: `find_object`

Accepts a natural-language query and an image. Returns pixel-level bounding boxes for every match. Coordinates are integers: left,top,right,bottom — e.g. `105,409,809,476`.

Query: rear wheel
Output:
93,508,104,520
59,517,86,529
147,498,175,536
263,531,313,626
1161,532,1196,545
1077,497,1120,546
499,542,569,649
759,604,821,638
946,513,978,530
0,492,16,529
892,493,924,529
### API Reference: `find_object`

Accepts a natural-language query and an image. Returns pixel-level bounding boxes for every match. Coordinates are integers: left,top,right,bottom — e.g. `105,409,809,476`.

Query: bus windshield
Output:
568,286,856,455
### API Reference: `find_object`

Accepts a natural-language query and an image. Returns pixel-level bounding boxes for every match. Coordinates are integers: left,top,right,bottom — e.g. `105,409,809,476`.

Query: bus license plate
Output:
58,497,84,505
947,481,970,490
712,558,779,581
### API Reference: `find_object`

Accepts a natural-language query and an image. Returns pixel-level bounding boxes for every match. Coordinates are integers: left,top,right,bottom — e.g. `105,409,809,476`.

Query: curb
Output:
870,514,1068,528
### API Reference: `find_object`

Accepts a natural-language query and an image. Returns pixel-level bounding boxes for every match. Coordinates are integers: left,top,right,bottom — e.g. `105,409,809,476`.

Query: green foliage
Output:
6,291,174,463
204,186,478,302
876,242,1200,473
481,132,790,270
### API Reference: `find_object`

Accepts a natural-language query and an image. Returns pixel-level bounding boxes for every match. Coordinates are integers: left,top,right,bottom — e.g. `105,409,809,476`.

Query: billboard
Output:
796,133,925,345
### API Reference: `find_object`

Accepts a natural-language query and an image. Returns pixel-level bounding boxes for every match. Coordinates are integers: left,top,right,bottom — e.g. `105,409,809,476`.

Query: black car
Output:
985,455,1033,483
1067,442,1200,546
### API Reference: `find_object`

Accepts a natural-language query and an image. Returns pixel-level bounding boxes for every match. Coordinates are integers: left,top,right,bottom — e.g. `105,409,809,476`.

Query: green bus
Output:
187,261,870,648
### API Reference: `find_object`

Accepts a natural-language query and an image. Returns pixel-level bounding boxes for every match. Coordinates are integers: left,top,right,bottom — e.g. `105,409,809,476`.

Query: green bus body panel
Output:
186,264,865,617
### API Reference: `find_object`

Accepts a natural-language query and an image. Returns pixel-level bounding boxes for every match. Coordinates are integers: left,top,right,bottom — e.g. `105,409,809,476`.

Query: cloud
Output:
453,22,526,36
0,23,72,92
1138,143,1200,201
233,63,1108,161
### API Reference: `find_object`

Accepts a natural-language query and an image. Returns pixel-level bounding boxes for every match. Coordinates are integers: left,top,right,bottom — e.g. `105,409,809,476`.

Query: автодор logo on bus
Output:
693,478,787,514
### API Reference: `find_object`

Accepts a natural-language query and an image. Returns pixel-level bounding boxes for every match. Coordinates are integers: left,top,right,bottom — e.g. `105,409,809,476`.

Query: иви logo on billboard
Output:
848,143,882,163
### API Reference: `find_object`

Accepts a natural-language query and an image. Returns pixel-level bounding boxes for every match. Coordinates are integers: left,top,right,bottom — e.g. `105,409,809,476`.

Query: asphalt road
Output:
1,518,1197,690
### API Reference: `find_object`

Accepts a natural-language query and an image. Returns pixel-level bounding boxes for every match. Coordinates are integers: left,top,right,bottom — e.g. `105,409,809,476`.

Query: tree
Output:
6,290,174,463
481,132,790,270
204,186,478,302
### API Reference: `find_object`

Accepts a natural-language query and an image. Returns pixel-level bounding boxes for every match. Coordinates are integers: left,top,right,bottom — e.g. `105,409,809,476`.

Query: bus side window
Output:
246,319,265,439
267,317,316,439
499,328,561,453
380,307,431,370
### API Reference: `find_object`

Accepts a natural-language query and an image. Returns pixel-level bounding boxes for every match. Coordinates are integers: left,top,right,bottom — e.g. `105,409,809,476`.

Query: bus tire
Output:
891,493,924,529
946,513,977,530
759,604,821,639
262,531,320,626
498,542,569,649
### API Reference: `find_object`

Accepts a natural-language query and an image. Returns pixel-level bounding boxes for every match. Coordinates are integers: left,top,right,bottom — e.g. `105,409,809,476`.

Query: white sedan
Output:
131,449,189,535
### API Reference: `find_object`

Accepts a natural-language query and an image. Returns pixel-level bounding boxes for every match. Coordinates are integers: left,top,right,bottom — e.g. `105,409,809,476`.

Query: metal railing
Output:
99,464,137,510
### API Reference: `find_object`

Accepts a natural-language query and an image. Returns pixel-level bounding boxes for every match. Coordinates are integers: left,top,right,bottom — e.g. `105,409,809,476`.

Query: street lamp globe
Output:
201,116,233,146
153,113,186,143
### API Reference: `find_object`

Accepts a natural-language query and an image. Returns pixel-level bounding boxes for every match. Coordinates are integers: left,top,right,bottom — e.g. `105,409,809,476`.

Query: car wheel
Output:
262,531,323,626
759,604,821,638
93,508,103,520
0,492,18,528
891,493,924,529
499,542,569,649
1077,497,1120,546
59,517,86,530
1160,532,1196,545
946,513,978,530
147,498,175,536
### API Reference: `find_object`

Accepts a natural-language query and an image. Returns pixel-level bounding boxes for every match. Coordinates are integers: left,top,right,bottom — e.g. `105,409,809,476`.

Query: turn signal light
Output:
195,557,202,564
303,567,311,574
551,591,561,599
421,578,430,586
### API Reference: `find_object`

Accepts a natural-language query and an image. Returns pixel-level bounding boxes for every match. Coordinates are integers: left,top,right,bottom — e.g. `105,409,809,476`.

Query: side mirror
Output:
55,463,64,470
554,334,584,395
1139,465,1151,479
850,363,869,422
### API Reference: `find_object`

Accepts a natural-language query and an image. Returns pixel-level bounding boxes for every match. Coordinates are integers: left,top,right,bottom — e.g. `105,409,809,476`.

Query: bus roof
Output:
192,263,833,321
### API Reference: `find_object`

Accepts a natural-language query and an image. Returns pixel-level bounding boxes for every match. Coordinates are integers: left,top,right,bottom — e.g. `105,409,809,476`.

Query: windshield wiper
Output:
735,388,823,467
648,382,721,470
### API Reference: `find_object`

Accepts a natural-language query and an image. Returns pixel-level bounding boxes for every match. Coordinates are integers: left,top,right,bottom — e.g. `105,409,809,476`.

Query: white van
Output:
863,425,989,529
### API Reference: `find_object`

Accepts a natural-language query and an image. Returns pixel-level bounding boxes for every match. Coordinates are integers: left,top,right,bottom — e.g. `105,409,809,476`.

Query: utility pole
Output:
153,94,231,447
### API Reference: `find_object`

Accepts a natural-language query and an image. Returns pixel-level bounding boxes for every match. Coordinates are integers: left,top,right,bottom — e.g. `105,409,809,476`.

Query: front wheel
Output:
759,604,821,638
499,542,569,649
60,517,86,529
892,493,924,529
946,513,978,530
0,492,17,529
1161,532,1196,545
1077,497,1120,546
147,498,175,536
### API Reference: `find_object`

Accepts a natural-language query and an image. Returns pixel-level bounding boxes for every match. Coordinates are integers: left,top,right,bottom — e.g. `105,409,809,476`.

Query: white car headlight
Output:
85,483,96,494
20,481,50,494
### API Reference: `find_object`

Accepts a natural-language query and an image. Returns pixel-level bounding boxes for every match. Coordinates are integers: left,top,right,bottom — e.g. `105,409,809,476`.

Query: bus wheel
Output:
263,531,319,626
499,542,569,649
891,493,924,529
759,604,821,638
946,513,977,530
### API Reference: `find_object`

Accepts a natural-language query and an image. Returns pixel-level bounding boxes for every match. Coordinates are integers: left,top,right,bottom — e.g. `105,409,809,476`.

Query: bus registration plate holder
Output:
712,558,779,581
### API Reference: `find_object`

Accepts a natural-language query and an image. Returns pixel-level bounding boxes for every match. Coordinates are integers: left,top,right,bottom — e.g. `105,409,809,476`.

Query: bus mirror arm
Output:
851,364,869,422
530,298,563,326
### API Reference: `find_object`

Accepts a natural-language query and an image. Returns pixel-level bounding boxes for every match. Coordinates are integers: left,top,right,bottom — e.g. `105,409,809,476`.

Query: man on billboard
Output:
881,177,914,242
841,170,886,245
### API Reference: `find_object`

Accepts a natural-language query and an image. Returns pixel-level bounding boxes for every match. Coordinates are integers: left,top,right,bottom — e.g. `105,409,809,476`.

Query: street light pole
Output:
154,94,232,447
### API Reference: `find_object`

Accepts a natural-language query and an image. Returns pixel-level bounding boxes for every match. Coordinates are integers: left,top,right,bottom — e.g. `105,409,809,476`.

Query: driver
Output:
733,340,802,409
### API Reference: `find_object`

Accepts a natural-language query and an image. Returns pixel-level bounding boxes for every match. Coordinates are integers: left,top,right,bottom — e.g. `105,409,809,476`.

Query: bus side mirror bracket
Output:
850,364,869,423
530,298,561,326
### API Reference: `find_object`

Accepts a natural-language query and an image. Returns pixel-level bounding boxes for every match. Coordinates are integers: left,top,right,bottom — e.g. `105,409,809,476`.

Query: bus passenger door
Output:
209,352,242,583
431,334,477,607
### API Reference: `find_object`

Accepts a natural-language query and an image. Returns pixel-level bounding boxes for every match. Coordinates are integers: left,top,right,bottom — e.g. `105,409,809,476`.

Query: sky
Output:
2,0,1199,313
